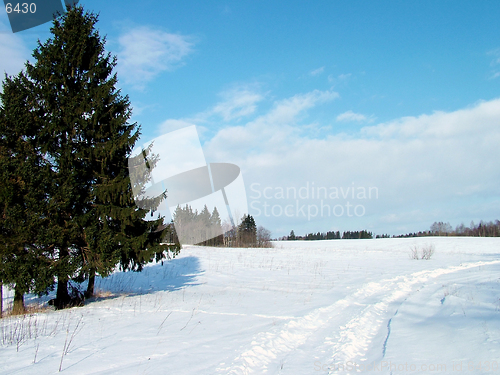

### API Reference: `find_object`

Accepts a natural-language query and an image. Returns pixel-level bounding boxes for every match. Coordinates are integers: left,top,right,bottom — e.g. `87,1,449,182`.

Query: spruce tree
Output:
18,5,178,307
197,205,211,244
238,214,257,246
209,207,223,246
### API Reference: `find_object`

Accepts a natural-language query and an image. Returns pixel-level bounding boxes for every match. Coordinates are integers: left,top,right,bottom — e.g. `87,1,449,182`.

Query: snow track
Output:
216,260,500,374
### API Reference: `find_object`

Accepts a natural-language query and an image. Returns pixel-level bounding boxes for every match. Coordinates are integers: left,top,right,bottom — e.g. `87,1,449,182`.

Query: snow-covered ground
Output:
1,237,500,374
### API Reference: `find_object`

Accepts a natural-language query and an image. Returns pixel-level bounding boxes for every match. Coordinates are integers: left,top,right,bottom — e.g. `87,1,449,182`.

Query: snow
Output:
1,237,500,374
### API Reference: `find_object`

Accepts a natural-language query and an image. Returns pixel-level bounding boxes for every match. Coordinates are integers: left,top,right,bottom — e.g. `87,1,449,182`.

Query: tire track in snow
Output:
215,298,352,375
215,260,500,375
214,274,409,374
325,260,500,370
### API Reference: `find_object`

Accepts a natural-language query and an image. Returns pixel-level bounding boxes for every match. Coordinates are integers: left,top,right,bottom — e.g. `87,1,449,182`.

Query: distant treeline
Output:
282,219,500,242
386,220,500,238
285,229,373,241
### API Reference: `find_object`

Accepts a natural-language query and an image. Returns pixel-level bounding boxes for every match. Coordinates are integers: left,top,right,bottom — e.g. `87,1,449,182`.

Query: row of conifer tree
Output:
285,230,373,241
285,220,500,241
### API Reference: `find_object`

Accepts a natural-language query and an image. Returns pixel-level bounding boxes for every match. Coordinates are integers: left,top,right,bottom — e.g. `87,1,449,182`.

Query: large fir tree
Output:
1,5,179,310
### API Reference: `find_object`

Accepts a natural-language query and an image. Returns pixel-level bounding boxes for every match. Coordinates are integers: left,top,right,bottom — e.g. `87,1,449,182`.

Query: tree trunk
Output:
55,248,70,309
12,285,25,315
1,283,3,318
55,275,70,309
85,268,96,299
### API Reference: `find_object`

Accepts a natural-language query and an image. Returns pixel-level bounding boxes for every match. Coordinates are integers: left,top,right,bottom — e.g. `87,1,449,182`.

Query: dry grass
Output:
1,306,85,365
2,302,53,318
93,289,113,298
1,311,48,350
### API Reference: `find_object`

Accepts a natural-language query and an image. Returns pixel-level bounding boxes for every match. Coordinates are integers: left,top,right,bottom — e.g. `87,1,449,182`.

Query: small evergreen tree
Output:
238,214,257,246
197,205,211,244
209,207,224,246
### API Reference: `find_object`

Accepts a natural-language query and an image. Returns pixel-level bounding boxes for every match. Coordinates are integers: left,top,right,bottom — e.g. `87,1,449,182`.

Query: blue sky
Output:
2,1,500,237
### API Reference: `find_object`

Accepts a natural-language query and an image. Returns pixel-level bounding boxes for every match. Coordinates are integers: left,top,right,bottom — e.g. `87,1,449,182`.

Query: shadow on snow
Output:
93,255,204,297
10,256,204,309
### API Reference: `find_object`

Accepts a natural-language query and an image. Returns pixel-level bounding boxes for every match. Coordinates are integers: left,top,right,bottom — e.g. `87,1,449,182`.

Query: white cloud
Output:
310,67,324,76
338,73,352,80
336,110,367,122
212,87,264,121
264,89,339,125
201,89,338,160
0,21,30,78
361,99,500,139
116,26,194,90
203,97,500,235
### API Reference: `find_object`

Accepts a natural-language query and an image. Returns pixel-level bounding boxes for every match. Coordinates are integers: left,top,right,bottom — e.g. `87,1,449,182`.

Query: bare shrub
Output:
257,226,273,248
410,245,419,260
409,244,435,260
421,244,435,260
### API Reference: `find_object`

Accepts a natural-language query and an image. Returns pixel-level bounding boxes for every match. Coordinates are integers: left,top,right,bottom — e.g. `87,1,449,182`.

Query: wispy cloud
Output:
156,85,265,136
489,48,500,64
328,73,352,83
203,89,339,160
310,66,325,76
163,86,338,129
487,48,500,79
212,87,264,121
336,110,367,122
116,26,194,90
263,89,339,125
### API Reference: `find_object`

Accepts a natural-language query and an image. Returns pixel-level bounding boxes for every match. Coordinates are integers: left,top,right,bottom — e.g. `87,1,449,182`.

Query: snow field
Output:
1,237,499,374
